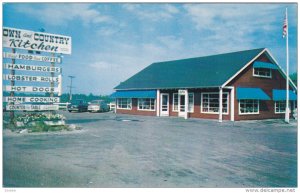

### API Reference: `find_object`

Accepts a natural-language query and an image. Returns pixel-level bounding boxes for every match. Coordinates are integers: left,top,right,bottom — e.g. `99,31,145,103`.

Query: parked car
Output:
67,99,88,112
108,102,116,112
88,100,110,113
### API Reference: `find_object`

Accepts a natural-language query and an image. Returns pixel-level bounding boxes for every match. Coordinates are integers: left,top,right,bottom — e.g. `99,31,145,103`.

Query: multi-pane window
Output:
138,98,155,111
253,68,272,78
201,93,228,114
117,98,132,109
274,101,291,114
173,93,179,111
239,99,259,114
188,93,194,112
275,101,285,113
172,93,194,112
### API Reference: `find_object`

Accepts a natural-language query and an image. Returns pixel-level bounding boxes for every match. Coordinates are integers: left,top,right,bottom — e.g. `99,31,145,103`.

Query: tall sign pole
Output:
284,8,290,123
50,53,55,98
9,48,16,123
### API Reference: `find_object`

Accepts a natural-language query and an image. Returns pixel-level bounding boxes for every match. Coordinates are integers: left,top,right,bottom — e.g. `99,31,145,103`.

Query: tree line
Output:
3,92,114,104
59,93,114,103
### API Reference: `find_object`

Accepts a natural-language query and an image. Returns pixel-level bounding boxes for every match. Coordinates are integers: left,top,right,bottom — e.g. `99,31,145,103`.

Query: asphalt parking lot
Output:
3,111,297,188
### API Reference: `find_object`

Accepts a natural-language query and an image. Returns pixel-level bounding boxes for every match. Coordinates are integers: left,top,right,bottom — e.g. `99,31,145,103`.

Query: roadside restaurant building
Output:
111,48,297,121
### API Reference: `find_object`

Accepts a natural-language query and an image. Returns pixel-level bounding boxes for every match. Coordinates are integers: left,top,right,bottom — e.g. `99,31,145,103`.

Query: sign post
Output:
50,53,55,98
9,48,16,123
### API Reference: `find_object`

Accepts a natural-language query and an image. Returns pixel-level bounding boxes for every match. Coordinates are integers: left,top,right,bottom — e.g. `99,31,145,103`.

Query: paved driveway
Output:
3,111,297,187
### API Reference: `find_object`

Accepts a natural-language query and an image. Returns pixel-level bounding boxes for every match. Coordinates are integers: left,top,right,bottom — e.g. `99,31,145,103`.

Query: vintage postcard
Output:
2,2,298,191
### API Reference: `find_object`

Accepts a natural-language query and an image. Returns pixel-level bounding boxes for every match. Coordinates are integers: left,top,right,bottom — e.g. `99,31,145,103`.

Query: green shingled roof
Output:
115,48,265,90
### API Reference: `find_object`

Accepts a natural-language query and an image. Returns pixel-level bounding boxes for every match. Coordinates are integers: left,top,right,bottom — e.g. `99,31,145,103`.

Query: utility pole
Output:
68,76,75,102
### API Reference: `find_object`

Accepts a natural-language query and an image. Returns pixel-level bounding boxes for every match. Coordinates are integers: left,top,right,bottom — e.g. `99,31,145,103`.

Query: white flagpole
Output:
285,7,290,123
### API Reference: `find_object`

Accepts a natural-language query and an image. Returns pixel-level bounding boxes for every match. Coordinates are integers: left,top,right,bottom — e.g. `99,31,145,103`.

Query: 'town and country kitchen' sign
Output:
3,27,72,55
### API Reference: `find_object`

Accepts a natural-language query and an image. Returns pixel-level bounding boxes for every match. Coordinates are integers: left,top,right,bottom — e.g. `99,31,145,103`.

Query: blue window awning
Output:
110,90,157,98
253,61,278,70
237,87,271,100
272,89,297,101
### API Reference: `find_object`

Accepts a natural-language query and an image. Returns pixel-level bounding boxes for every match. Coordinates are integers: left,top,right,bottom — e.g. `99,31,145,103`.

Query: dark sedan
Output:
67,99,88,112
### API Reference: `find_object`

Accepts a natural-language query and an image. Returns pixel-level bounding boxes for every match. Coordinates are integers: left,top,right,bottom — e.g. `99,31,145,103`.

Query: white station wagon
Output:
88,100,110,113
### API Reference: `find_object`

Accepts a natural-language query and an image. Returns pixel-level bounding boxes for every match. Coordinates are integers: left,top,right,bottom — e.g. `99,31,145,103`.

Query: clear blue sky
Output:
3,3,298,95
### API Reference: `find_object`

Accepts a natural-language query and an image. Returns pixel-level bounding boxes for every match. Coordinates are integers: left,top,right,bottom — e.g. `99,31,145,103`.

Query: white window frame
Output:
201,92,229,114
238,99,259,115
274,101,291,114
173,92,194,113
137,98,156,111
117,98,132,110
188,93,194,113
253,68,272,78
172,93,179,112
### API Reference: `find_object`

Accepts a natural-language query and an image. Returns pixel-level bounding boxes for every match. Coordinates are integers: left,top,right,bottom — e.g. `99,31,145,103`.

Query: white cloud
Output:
157,36,184,50
89,61,113,70
97,27,120,36
182,4,283,54
96,21,126,36
85,36,185,93
15,4,111,26
122,4,140,11
183,4,280,32
122,4,179,21
12,3,294,95
164,4,180,14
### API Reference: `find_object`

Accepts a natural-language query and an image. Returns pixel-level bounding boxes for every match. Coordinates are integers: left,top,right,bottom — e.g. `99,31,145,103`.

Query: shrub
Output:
11,113,67,133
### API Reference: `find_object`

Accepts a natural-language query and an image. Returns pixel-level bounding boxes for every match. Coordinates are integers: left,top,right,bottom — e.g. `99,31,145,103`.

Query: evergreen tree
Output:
290,72,297,86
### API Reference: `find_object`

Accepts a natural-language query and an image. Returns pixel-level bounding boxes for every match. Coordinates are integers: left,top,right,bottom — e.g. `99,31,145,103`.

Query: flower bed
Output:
15,113,65,126
12,113,67,133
